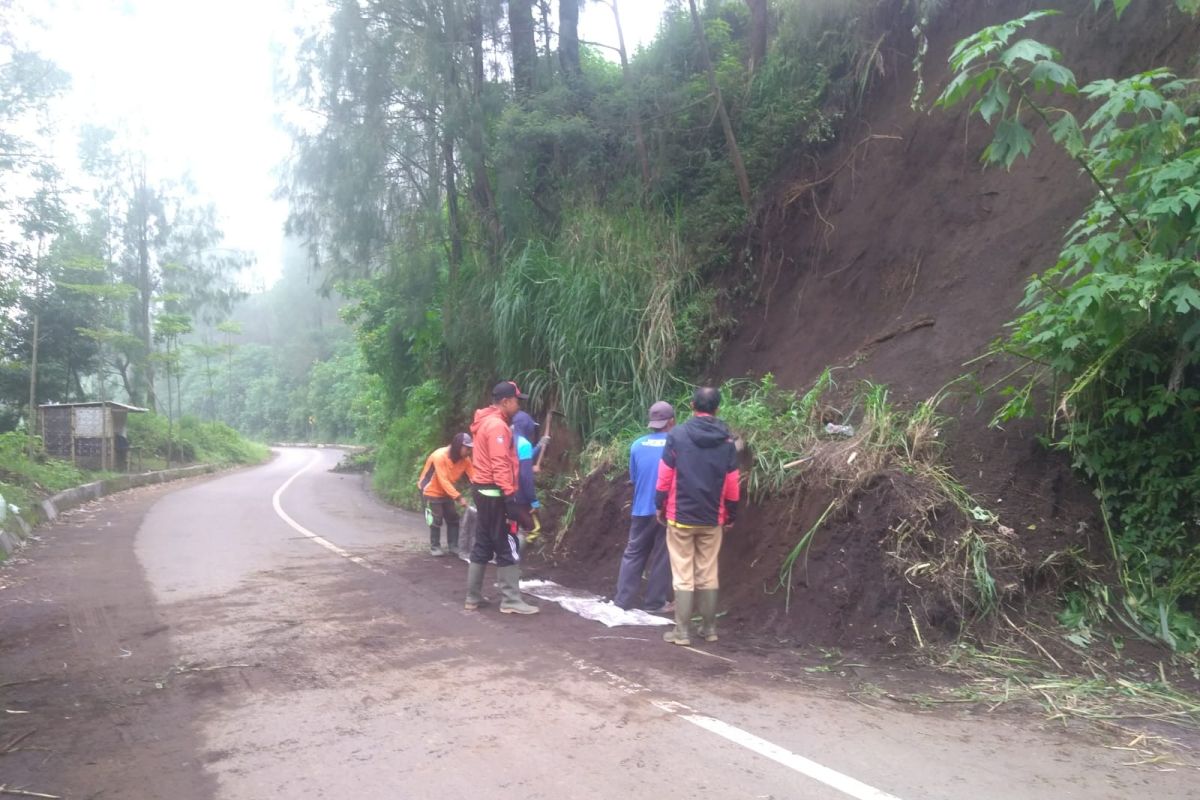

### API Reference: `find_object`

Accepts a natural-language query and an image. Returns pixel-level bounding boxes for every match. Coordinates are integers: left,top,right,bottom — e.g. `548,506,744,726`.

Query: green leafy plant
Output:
937,8,1200,649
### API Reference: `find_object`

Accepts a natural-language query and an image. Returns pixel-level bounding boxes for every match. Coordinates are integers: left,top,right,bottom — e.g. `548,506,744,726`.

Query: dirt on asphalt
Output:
0,482,218,800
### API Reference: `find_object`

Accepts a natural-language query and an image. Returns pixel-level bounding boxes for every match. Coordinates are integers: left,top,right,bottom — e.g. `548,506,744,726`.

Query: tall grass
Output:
493,205,706,441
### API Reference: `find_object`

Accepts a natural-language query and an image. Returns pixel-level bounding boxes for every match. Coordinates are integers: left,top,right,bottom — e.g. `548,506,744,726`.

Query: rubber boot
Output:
429,526,445,557
696,589,719,642
465,563,487,610
446,523,460,558
498,565,539,615
662,590,693,645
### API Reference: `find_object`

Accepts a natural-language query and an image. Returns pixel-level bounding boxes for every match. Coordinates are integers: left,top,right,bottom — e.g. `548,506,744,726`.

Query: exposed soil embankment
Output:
536,0,1200,655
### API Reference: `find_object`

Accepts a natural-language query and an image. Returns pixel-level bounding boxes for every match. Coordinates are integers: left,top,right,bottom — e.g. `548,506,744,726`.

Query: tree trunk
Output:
133,172,157,411
687,0,752,210
744,0,768,75
558,0,581,83
611,0,651,188
27,313,39,458
466,0,505,257
508,0,537,97
165,338,173,468
443,131,464,293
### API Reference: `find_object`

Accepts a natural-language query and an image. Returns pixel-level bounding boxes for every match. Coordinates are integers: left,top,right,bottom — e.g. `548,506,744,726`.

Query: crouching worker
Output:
417,433,474,557
465,381,539,615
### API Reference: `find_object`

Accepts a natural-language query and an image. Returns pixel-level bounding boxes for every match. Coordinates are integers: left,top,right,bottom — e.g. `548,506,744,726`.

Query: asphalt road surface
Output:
1,447,1193,799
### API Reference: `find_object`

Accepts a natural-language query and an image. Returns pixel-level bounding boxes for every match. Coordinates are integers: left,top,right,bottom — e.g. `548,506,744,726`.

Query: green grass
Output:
494,205,718,442
127,413,269,466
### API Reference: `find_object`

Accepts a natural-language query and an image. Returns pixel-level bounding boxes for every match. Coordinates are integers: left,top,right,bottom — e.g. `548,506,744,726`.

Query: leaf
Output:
1001,39,1059,68
1167,284,1200,314
1049,112,1085,156
1028,60,1077,93
985,118,1036,168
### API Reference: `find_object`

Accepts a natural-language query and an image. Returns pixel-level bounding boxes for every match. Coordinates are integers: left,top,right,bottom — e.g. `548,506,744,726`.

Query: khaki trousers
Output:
666,522,723,591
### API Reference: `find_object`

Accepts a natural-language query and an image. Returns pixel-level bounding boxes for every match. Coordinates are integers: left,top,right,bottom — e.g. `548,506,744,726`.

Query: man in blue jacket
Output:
614,401,676,613
511,410,547,541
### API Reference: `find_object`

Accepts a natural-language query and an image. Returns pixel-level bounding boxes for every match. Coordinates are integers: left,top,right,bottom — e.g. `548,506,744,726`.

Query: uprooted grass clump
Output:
719,373,1030,629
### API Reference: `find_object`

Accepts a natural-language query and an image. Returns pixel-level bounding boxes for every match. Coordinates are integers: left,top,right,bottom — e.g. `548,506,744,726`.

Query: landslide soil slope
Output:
541,0,1200,654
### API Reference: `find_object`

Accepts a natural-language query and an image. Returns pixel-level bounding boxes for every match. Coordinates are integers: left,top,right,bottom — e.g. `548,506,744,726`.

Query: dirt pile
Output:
534,0,1200,653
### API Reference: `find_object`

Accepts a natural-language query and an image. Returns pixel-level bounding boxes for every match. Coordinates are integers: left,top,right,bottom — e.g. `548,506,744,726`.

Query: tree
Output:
687,0,752,209
558,0,581,83
744,0,768,75
607,0,650,187
16,164,69,454
508,0,538,97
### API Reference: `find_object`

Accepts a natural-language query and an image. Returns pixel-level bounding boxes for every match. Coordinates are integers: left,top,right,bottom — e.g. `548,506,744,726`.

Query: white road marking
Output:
651,700,905,800
271,455,385,575
277,453,907,800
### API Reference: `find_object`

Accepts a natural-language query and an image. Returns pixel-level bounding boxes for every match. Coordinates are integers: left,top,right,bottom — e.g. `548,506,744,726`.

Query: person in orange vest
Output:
417,432,474,557
465,381,539,615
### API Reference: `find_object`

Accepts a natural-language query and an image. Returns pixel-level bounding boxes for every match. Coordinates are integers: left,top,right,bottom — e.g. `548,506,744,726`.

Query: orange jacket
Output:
469,405,517,495
417,446,474,499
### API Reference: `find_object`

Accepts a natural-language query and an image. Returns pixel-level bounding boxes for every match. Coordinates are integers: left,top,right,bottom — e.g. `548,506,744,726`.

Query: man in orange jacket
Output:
417,432,474,557
464,381,539,615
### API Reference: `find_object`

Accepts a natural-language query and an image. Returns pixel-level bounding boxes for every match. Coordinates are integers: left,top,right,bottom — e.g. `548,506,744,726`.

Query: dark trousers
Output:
614,515,671,610
470,492,519,567
425,496,460,548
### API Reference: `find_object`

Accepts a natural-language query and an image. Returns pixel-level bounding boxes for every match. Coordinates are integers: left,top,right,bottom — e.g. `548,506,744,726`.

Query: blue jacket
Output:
512,411,540,508
630,431,668,517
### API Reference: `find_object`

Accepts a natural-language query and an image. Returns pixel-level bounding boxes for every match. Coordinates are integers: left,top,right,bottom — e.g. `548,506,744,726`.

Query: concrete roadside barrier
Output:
0,464,220,559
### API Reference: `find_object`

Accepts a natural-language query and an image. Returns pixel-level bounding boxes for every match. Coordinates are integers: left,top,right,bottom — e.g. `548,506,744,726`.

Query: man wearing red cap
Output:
465,381,539,615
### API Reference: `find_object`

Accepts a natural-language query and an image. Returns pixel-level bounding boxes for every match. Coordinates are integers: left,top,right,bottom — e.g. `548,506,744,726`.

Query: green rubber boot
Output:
663,590,693,646
696,589,719,642
465,562,487,610
498,565,539,615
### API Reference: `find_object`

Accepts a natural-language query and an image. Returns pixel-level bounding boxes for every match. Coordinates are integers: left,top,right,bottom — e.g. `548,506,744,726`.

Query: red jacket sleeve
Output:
655,436,676,516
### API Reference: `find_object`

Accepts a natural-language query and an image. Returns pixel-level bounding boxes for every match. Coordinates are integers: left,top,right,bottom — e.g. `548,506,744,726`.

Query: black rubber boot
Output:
429,526,445,556
446,522,460,557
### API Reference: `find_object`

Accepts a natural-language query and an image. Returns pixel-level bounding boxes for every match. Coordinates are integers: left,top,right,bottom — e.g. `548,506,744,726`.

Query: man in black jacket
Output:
655,386,740,646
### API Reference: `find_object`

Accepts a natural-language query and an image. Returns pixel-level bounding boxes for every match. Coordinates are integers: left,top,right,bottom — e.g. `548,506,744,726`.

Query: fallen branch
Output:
862,317,935,349
0,679,44,691
1,731,36,755
0,786,61,799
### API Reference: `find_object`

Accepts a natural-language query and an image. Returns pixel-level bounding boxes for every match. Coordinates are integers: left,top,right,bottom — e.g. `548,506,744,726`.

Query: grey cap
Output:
647,401,675,430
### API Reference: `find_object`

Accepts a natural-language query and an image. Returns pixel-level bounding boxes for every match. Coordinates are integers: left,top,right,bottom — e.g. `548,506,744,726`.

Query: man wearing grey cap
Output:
613,401,676,613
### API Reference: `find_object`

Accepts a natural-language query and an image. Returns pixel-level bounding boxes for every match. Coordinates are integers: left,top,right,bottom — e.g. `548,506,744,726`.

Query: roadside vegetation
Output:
935,2,1200,651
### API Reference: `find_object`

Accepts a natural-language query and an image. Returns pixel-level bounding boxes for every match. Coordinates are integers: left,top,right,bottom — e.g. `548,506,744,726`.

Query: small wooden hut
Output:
37,401,147,471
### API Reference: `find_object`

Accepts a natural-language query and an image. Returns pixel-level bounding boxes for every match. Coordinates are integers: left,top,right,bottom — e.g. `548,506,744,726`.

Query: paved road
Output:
1,448,1192,799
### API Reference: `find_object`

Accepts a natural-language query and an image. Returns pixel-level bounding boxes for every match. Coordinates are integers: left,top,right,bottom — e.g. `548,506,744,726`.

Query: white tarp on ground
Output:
519,579,671,627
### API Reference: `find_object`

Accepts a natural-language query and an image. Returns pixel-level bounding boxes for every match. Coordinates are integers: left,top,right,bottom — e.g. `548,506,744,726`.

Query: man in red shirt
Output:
465,381,539,615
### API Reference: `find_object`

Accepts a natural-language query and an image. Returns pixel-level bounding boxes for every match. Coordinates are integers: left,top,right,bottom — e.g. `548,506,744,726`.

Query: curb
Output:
0,464,219,560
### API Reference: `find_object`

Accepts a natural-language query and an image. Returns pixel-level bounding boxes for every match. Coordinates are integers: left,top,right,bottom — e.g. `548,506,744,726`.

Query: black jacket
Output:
655,414,740,526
